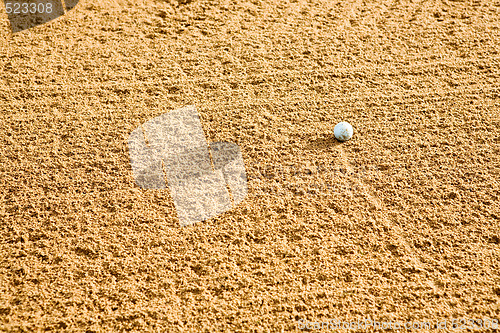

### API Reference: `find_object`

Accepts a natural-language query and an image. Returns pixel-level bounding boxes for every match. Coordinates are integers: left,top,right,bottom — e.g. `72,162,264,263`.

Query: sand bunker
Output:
0,0,499,331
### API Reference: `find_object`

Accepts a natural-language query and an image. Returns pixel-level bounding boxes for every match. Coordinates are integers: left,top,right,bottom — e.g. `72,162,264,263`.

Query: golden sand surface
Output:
0,0,499,331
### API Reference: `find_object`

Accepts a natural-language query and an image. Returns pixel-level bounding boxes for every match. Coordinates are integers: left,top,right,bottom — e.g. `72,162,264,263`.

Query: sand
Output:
0,0,499,331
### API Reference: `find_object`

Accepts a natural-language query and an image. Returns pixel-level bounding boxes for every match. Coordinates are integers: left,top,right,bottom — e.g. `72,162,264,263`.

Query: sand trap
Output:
0,0,499,331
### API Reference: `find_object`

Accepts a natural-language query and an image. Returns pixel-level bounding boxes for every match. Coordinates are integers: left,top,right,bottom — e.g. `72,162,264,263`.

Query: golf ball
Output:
334,122,353,142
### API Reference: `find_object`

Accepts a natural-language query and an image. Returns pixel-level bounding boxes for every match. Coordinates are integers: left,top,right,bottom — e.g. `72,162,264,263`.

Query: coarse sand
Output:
0,0,499,331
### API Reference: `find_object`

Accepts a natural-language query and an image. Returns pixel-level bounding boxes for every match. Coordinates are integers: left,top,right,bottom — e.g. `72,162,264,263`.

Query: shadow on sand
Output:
305,134,344,150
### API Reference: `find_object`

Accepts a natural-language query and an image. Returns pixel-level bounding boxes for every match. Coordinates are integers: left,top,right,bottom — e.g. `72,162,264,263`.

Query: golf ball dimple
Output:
334,122,353,142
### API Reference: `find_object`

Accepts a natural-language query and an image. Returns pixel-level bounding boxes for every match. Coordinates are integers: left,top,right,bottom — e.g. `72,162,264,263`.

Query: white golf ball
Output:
334,122,353,142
